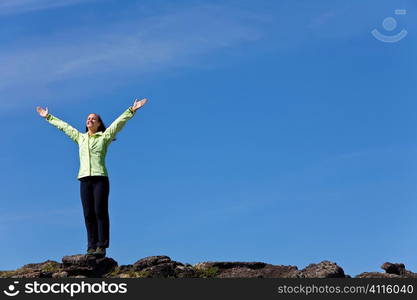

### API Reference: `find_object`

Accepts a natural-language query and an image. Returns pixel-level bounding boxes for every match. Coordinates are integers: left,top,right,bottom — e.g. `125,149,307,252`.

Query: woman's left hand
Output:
132,98,148,112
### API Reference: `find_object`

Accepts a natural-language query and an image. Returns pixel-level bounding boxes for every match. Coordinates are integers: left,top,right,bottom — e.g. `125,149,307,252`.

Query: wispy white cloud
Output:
0,208,79,224
0,0,95,15
309,11,339,28
0,4,265,108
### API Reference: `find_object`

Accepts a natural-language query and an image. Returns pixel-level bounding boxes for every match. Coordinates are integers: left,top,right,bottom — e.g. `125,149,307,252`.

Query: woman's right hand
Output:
36,106,49,118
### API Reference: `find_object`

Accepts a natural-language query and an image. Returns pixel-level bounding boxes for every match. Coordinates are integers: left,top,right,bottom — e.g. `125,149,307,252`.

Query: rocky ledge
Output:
1,256,416,278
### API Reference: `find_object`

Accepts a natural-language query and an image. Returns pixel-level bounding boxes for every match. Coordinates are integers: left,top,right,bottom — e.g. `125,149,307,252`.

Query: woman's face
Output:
86,114,100,132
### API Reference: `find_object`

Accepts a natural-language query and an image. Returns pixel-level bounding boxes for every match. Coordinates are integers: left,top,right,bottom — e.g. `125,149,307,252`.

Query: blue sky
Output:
0,0,416,277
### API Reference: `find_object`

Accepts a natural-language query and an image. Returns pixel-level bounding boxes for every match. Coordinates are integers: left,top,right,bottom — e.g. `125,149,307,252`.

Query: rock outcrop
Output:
0,256,416,278
356,262,417,278
61,254,117,277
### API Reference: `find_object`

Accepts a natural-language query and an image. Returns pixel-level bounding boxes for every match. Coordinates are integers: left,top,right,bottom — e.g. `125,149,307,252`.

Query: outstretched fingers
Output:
131,98,148,111
36,106,48,117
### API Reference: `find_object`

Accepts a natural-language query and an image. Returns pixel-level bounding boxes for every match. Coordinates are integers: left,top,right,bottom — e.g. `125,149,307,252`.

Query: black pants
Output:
79,176,110,250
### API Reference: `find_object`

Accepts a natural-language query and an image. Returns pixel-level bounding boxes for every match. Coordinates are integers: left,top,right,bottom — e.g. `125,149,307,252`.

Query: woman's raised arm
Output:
103,98,148,143
36,106,80,144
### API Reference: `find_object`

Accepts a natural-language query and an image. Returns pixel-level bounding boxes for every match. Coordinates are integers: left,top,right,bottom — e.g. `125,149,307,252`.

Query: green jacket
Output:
46,107,136,179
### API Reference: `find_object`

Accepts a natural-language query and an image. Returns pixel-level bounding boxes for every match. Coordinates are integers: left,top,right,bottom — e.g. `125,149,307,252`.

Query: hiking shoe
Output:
93,247,106,258
87,248,96,255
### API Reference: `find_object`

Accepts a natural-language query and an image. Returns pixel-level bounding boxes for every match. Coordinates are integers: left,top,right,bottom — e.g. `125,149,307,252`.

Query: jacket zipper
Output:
87,135,91,176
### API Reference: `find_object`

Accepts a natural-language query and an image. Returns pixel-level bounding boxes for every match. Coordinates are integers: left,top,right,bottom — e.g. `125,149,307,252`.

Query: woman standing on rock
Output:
36,98,148,258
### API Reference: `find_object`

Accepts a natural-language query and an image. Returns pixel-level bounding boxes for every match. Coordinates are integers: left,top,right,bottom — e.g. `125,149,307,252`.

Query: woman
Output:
36,98,148,257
